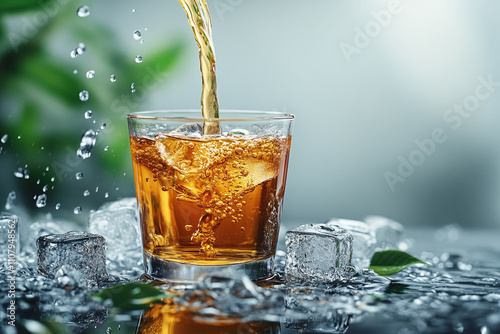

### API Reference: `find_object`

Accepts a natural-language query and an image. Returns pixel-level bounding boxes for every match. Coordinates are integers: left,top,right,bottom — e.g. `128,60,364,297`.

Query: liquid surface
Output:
130,133,291,264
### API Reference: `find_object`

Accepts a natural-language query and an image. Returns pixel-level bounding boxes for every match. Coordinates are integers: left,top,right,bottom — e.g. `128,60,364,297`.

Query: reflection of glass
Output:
128,111,294,282
136,304,281,334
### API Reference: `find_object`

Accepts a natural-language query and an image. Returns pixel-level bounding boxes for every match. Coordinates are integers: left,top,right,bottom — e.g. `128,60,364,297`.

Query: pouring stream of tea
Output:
178,0,220,135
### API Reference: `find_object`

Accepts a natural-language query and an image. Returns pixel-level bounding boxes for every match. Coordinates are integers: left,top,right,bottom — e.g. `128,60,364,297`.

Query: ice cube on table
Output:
88,198,142,275
285,224,353,284
0,212,18,263
326,218,376,269
364,216,405,250
36,231,107,281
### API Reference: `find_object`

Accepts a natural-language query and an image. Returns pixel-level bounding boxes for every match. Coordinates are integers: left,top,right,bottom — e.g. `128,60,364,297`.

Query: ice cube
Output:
36,231,108,281
364,216,405,250
326,218,376,269
88,198,142,275
0,212,18,263
285,224,354,284
167,123,203,138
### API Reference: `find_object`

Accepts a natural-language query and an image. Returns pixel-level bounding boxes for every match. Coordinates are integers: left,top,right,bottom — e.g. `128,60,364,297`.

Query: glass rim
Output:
127,110,294,122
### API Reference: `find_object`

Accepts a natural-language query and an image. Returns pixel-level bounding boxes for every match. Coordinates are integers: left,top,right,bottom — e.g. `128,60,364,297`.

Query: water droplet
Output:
104,192,109,198
50,177,55,182
140,40,144,44
104,146,109,151
132,8,136,12
55,203,61,210
5,191,16,210
18,136,21,140
95,187,99,192
83,190,90,197
77,5,90,17
135,55,143,63
36,179,41,184
110,74,116,82
79,90,89,101
131,82,136,93
45,166,49,171
86,70,95,79
14,167,29,179
70,49,78,58
36,194,47,208
84,110,92,119
133,30,142,40
77,129,96,159
73,69,78,74
1,134,8,143
77,42,86,54
101,123,106,129
42,185,49,192
74,206,82,214
144,28,148,31
106,326,113,334
76,172,84,180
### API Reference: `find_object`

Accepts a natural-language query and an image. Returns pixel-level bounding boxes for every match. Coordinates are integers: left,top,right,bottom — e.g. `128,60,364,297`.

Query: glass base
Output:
143,251,275,283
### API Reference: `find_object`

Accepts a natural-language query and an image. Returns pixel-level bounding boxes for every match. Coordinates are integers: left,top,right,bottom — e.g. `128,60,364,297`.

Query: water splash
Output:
76,129,96,159
86,70,95,79
36,194,47,208
79,90,89,101
77,5,90,17
84,110,92,119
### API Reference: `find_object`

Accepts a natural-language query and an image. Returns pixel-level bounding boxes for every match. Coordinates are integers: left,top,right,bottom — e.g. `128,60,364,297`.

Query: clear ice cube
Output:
166,123,203,138
36,231,108,281
285,224,353,284
88,198,142,275
364,216,405,250
326,218,376,269
0,212,18,263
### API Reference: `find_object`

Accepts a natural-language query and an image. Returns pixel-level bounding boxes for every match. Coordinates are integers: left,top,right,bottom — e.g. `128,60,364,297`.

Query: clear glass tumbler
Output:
127,110,294,282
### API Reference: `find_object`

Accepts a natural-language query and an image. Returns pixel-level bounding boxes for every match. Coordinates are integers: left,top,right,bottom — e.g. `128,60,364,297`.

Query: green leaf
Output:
369,250,428,276
0,0,52,14
91,283,170,310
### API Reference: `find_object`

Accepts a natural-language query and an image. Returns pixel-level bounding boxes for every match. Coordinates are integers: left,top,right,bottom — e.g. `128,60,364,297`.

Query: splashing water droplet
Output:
104,192,109,198
77,42,86,54
75,172,84,180
70,49,78,58
84,110,92,119
36,179,40,184
79,90,89,101
36,194,47,208
43,185,49,192
77,129,96,159
14,167,30,179
140,40,145,44
83,190,90,197
77,5,90,17
135,55,143,63
50,177,55,182
55,203,61,210
74,206,82,214
110,74,116,82
132,8,136,12
86,70,95,79
73,69,78,74
104,146,109,151
101,123,106,129
133,30,142,40
1,134,8,143
5,191,16,210
131,82,136,93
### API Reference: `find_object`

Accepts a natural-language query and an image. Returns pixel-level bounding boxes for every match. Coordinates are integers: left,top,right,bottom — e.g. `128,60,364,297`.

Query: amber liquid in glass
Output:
130,133,291,265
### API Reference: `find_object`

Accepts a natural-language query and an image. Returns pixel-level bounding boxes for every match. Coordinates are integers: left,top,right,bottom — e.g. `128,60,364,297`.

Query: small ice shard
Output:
285,224,353,284
364,216,405,251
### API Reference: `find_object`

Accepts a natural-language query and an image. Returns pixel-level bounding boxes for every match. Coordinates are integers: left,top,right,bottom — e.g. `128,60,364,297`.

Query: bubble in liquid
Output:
14,167,30,179
133,30,142,40
84,110,92,119
1,134,8,143
77,129,96,159
110,74,116,82
76,172,84,180
135,55,143,63
83,190,90,197
5,191,16,210
77,5,90,17
79,90,89,101
74,206,82,214
55,203,61,210
86,70,95,79
36,194,47,208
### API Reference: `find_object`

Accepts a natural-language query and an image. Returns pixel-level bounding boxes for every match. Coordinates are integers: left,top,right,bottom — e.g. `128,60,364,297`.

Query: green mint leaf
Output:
369,250,428,276
90,282,170,310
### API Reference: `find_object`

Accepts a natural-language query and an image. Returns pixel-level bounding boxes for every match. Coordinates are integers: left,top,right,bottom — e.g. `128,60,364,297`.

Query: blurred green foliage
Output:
0,0,184,219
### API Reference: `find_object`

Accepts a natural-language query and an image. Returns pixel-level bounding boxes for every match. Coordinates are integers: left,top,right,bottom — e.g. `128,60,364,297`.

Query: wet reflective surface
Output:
1,227,499,333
